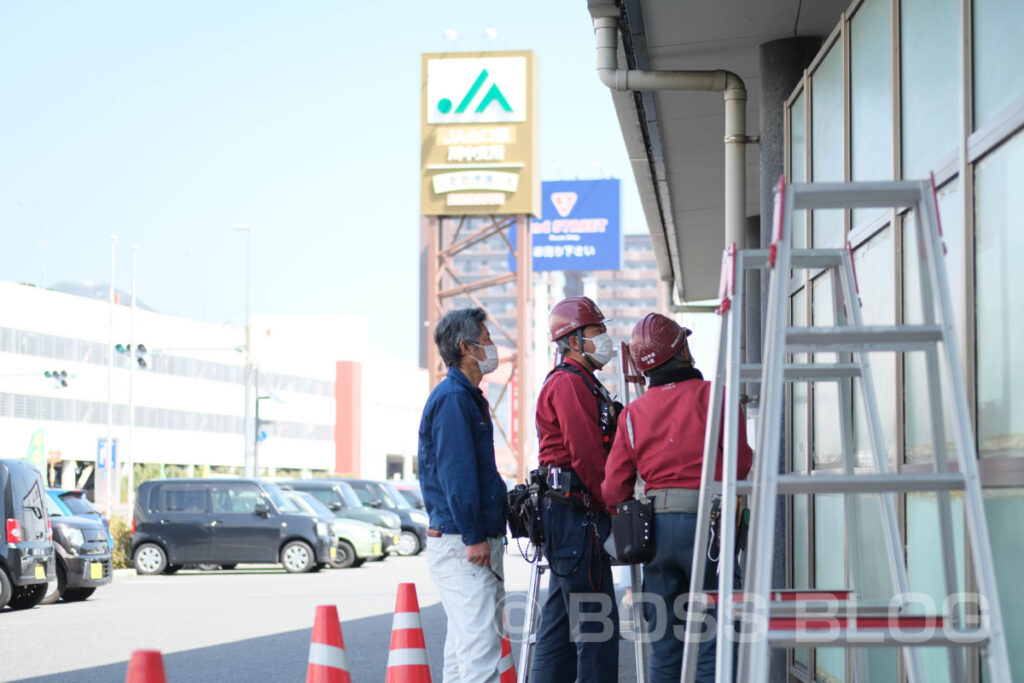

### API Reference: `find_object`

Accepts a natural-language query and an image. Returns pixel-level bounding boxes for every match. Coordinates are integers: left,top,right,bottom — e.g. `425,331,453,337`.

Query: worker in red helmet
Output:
530,295,620,683
603,313,753,683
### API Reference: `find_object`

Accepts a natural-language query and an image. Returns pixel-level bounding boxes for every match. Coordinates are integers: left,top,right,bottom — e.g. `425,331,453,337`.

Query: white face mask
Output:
472,343,499,374
583,333,614,368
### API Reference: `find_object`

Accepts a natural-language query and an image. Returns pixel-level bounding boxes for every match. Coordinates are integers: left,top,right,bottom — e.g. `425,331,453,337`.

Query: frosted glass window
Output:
811,45,845,247
901,0,958,179
791,288,808,473
976,132,1024,458
904,180,964,462
852,227,896,468
973,0,1024,129
908,492,966,682
983,489,1024,681
814,494,846,682
812,275,842,467
790,91,808,249
850,0,894,228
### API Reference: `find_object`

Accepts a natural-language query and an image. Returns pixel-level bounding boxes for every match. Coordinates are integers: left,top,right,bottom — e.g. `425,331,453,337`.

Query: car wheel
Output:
330,540,357,569
40,563,66,605
280,540,315,573
196,563,221,571
163,564,182,575
396,530,421,556
62,587,96,602
134,543,168,575
220,564,238,570
7,584,46,610
0,568,12,610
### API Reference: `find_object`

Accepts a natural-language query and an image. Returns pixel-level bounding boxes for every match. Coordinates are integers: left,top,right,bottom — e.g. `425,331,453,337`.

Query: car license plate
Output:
329,547,337,559
89,562,103,580
35,564,45,580
373,543,382,556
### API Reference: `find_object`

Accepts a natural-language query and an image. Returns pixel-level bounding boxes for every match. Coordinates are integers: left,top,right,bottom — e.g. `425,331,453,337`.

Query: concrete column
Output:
758,36,822,683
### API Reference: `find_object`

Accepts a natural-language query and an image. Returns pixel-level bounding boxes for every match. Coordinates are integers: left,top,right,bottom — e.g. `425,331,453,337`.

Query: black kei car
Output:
132,478,335,574
343,479,429,557
40,493,112,604
0,459,55,611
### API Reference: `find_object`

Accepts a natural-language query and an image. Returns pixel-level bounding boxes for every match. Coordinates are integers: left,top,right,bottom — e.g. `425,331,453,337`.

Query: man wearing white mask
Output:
418,307,508,682
530,296,620,683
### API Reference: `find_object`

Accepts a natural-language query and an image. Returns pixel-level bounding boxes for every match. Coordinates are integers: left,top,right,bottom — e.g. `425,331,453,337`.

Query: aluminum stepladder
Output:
516,342,650,683
682,177,1011,682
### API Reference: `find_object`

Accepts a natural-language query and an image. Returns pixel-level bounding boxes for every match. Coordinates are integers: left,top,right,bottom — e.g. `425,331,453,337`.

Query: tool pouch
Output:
612,497,656,564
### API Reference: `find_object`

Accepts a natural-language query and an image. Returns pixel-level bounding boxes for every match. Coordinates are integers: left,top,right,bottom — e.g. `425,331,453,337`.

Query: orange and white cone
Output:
498,631,517,683
125,650,167,683
385,583,432,683
306,605,352,683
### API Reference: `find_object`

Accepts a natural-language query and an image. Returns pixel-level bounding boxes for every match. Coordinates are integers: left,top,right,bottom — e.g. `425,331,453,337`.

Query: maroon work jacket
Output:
535,357,611,510
602,371,753,508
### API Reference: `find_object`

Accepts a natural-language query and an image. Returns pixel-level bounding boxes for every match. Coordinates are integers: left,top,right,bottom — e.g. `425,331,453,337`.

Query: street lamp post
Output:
232,224,255,478
105,235,117,516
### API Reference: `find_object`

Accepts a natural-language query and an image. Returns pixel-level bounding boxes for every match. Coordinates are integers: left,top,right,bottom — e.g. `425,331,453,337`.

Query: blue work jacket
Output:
418,366,508,546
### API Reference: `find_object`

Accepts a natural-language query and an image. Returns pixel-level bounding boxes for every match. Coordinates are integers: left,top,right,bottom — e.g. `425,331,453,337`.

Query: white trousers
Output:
427,535,506,683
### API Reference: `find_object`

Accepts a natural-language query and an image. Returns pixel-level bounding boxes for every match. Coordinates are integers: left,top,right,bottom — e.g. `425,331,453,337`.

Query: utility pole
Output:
232,224,255,478
104,235,117,516
127,245,137,514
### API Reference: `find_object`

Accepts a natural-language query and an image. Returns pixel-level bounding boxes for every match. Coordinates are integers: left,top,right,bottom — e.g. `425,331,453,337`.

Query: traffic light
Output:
115,343,150,369
44,370,68,388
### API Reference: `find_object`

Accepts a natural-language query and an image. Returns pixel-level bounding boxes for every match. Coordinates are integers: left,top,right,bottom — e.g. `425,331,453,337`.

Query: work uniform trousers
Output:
643,510,720,683
530,498,619,683
427,535,506,683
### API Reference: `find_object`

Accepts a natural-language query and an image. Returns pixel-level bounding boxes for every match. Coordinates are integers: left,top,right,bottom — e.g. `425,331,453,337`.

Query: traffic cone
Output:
125,650,167,683
306,605,352,683
385,583,432,683
498,631,517,683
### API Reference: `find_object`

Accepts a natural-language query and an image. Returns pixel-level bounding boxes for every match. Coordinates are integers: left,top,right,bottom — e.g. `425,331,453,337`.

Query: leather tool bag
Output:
612,497,656,564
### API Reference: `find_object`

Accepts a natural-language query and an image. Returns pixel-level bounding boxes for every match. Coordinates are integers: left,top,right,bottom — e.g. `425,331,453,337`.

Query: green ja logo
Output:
437,69,513,115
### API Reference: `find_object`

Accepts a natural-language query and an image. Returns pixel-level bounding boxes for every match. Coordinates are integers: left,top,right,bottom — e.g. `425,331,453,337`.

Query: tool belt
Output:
649,488,700,514
539,465,591,512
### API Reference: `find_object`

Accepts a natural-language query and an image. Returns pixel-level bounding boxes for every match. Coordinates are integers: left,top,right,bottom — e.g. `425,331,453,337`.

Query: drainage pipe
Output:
592,12,750,286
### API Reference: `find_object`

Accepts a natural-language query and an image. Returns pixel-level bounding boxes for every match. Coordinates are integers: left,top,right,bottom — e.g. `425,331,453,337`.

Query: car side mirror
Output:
328,502,342,511
254,504,270,518
367,499,383,509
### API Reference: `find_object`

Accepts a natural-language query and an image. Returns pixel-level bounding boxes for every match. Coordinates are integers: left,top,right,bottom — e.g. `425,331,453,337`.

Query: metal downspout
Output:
591,11,750,304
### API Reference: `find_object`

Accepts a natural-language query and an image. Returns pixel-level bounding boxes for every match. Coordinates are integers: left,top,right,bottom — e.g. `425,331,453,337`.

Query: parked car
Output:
47,488,114,550
343,479,429,556
280,480,401,557
287,492,384,568
0,459,55,611
132,478,335,575
389,480,425,510
40,493,111,604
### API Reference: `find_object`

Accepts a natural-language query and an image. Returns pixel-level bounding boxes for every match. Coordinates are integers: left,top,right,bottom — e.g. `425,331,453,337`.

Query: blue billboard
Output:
510,179,621,272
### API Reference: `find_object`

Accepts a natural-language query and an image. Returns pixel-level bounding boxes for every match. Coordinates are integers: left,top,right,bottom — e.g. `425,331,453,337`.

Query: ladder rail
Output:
834,249,926,682
713,246,747,683
738,183,795,682
918,188,1012,682
680,298,731,682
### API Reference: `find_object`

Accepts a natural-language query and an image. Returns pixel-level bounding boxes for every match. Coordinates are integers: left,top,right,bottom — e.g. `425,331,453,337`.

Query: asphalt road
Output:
1,548,640,682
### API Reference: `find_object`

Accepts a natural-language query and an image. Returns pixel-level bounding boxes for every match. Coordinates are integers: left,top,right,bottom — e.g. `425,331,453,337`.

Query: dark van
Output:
1,459,55,611
132,478,334,574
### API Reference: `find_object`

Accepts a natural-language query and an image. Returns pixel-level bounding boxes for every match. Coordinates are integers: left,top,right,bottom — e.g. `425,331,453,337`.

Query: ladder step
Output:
739,249,846,270
718,472,964,496
702,589,852,605
789,181,925,211
785,326,943,352
739,362,861,381
767,626,989,648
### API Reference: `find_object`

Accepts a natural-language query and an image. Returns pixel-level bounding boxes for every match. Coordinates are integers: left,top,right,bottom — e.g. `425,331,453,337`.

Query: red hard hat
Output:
630,313,693,373
548,296,608,341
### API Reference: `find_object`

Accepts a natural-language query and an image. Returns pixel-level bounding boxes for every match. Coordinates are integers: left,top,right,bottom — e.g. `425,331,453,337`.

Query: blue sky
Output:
0,1,643,363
